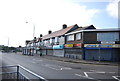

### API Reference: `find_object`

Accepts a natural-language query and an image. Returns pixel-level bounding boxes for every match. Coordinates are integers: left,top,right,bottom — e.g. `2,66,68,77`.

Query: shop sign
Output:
100,44,112,48
53,45,64,49
73,43,82,48
84,44,99,48
84,44,120,48
112,44,120,48
64,44,73,48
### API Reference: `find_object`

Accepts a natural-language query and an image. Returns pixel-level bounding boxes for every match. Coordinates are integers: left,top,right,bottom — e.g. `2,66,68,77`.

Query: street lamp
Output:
8,37,9,47
25,21,35,38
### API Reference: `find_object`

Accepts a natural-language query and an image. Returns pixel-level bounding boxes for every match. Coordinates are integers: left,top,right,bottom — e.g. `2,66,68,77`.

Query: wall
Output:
83,32,97,44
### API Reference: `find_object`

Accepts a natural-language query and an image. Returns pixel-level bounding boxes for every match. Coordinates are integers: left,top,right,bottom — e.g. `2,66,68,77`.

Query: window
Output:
44,40,50,46
97,32,119,44
59,36,65,44
55,37,58,43
76,33,81,40
50,38,55,45
67,34,74,41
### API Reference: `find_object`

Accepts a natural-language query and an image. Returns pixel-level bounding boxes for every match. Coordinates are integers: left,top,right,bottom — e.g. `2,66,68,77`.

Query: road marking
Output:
75,74,101,81
112,76,120,81
32,59,43,61
47,66,60,70
83,71,116,80
109,72,116,73
84,72,88,77
60,67,72,70
43,64,72,71
90,70,95,72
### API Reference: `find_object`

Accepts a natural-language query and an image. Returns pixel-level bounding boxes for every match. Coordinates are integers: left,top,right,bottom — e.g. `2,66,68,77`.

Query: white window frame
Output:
76,33,81,40
67,34,74,41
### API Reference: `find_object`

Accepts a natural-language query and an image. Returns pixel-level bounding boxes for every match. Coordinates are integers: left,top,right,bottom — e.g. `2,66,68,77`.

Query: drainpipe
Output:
98,44,101,62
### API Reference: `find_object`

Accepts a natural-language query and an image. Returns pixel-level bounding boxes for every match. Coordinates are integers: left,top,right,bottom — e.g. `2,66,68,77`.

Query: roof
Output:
65,27,120,36
65,25,96,35
82,28,120,32
73,25,96,31
42,24,78,40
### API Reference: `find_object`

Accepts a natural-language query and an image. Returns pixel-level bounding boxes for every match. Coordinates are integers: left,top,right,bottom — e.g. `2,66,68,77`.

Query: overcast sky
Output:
0,0,119,47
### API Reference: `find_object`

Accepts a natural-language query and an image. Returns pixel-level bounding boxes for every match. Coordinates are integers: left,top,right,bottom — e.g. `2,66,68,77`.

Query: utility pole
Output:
33,24,35,38
25,21,35,38
8,37,9,47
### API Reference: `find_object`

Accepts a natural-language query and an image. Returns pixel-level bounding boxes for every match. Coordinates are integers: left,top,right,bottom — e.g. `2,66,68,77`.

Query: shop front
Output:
53,45,64,57
84,44,120,61
64,43,83,59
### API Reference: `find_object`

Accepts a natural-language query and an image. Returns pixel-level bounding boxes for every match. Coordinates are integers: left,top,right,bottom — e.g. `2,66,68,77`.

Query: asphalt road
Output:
1,52,119,81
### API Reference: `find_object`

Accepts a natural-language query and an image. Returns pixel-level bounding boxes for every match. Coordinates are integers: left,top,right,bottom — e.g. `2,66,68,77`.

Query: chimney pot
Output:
40,34,43,37
48,30,52,34
63,24,67,29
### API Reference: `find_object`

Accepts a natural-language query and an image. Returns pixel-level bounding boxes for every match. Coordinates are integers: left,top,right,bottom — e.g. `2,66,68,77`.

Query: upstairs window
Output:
76,33,81,40
97,32,119,44
55,37,59,43
67,34,74,41
59,36,65,44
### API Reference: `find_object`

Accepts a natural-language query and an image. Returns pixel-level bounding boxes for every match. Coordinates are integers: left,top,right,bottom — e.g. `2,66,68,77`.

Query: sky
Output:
0,0,119,47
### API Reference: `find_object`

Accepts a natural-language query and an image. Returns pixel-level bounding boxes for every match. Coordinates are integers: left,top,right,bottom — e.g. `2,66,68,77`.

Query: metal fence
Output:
0,65,48,81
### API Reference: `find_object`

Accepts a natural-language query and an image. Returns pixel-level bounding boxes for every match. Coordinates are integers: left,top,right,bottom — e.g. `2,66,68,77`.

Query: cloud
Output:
0,0,99,47
106,0,119,19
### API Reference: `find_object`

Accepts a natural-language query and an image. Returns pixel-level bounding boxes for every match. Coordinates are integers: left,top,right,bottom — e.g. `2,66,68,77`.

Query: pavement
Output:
32,54,119,66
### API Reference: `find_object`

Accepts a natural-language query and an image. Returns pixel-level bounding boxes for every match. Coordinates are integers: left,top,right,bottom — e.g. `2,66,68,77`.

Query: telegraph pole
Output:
8,37,9,47
33,24,35,38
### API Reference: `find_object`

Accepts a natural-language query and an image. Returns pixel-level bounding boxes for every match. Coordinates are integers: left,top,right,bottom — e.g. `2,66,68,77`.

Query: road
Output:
1,52,119,81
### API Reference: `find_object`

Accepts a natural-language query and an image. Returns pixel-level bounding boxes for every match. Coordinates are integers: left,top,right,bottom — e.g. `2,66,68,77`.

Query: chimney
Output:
34,37,36,39
40,34,43,37
63,24,67,29
48,30,52,34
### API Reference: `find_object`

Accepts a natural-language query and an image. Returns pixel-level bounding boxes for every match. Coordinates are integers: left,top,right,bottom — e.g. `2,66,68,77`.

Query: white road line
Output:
85,71,105,74
43,64,72,71
47,66,60,70
32,59,43,61
84,72,88,77
60,67,72,70
90,70,95,72
108,72,116,73
112,76,120,81
75,74,97,80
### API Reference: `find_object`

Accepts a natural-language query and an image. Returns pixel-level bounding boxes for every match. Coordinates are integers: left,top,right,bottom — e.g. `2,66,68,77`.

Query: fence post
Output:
17,66,19,81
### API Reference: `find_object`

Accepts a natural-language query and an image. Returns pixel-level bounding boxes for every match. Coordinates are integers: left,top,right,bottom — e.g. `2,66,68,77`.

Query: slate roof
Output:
73,25,96,32
65,25,96,35
42,24,78,40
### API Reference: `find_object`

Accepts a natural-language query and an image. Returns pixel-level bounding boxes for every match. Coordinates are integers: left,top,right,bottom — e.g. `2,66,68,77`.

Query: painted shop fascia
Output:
84,44,120,49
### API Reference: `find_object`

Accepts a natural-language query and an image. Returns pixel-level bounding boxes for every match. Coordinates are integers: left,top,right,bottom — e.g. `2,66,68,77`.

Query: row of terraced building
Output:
23,24,120,62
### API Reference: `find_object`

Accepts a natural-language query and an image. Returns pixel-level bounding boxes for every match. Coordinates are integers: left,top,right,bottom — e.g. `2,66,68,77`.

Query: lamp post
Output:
25,21,36,56
8,37,9,47
25,21,35,38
